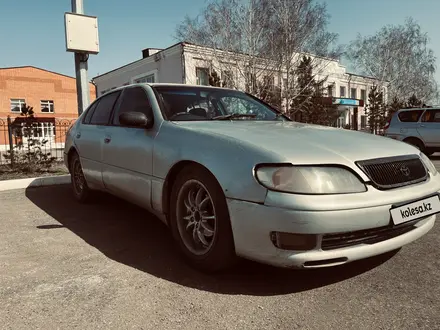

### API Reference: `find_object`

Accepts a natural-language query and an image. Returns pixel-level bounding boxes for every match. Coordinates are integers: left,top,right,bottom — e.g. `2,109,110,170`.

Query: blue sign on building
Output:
332,98,363,106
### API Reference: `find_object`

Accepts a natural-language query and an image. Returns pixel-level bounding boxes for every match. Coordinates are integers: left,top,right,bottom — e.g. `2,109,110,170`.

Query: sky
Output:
1,0,440,82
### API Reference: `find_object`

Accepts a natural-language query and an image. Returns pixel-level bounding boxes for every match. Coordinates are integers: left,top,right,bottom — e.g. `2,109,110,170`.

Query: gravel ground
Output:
1,183,439,330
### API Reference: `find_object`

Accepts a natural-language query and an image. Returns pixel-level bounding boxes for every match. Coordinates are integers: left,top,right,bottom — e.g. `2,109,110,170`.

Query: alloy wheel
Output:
176,179,217,256
73,159,85,194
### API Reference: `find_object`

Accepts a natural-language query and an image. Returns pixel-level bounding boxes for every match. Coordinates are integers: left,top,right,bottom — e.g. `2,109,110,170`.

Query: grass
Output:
0,162,69,181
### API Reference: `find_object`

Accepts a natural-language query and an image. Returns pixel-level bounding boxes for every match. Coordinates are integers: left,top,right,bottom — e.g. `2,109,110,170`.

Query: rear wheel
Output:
169,165,237,273
70,152,92,203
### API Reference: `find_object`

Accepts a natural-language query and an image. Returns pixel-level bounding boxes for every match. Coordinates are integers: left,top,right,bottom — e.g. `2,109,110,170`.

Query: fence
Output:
0,117,76,166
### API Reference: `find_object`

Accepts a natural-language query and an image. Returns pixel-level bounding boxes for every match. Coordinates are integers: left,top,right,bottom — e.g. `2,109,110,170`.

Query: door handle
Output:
104,137,111,144
76,132,81,139
420,124,426,128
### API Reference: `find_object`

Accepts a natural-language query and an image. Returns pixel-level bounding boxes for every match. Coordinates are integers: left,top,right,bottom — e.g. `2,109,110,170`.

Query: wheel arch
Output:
162,160,221,222
403,136,425,149
67,146,79,172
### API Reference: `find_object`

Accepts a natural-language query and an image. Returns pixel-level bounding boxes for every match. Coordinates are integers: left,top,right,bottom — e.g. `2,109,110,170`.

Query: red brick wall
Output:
0,66,96,146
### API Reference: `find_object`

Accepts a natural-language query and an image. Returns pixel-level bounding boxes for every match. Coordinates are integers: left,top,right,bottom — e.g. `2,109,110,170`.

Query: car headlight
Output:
255,165,367,194
420,152,438,176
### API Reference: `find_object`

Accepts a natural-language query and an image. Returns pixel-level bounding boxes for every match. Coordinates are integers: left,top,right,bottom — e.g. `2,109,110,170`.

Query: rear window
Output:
398,110,424,122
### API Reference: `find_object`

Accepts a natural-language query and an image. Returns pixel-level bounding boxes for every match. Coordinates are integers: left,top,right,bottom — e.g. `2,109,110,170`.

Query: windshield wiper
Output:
211,113,257,120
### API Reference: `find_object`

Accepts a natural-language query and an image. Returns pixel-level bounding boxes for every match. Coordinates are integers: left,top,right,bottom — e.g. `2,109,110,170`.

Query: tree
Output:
346,18,438,102
176,0,342,110
209,69,222,87
176,0,272,95
386,96,405,122
264,0,343,111
3,104,56,172
366,86,386,134
290,56,338,125
259,81,282,109
406,94,424,108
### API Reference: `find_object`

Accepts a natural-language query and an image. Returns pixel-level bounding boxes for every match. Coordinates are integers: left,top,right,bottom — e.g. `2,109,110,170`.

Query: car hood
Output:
174,120,419,164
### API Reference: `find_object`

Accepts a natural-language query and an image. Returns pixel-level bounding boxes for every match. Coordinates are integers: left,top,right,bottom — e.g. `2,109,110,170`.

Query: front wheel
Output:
169,165,237,273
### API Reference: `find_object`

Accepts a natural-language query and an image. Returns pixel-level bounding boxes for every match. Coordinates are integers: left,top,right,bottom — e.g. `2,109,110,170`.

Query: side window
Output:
398,110,424,123
421,110,440,123
89,91,121,125
112,87,153,126
83,100,100,124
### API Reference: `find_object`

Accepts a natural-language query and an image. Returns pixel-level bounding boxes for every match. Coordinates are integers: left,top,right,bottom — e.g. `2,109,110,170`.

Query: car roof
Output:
120,83,238,92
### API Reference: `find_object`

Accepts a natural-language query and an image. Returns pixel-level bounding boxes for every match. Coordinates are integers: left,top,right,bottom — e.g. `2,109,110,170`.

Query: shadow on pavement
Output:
25,184,398,296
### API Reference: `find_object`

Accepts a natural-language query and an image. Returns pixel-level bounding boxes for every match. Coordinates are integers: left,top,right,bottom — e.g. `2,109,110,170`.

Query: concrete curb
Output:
0,175,71,192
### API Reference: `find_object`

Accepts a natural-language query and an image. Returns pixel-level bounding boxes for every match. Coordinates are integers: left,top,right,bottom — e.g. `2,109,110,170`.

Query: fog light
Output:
270,232,317,251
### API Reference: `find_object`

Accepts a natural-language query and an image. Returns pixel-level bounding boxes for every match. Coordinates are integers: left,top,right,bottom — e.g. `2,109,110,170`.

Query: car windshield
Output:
152,86,289,121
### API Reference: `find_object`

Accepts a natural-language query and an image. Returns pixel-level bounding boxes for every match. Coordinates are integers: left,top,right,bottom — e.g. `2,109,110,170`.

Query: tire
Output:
69,152,92,203
404,138,425,152
169,165,237,273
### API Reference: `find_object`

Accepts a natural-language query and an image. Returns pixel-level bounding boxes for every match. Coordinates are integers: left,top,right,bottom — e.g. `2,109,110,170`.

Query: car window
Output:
398,110,424,122
89,91,121,125
112,87,153,125
218,95,266,119
153,86,287,121
421,110,440,123
83,100,100,124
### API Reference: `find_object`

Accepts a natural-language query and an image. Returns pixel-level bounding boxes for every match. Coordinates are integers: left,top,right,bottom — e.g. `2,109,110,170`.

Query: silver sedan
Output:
64,83,440,272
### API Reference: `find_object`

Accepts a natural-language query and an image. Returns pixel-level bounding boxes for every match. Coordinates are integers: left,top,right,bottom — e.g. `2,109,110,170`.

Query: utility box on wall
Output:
64,13,100,54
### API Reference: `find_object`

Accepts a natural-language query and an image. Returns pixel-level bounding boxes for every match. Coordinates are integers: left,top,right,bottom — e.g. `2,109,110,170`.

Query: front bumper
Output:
227,177,440,269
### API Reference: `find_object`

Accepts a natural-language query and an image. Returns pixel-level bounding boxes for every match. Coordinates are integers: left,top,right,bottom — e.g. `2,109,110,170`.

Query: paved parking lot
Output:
1,161,440,329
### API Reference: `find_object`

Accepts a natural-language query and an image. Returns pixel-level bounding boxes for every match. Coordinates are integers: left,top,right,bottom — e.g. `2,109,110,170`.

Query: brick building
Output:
0,66,95,151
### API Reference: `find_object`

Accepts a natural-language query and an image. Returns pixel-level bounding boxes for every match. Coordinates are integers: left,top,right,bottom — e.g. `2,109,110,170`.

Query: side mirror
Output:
119,111,153,129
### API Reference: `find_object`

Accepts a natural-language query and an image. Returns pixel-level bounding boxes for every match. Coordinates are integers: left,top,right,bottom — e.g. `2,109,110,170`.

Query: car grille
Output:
321,222,419,250
356,155,427,189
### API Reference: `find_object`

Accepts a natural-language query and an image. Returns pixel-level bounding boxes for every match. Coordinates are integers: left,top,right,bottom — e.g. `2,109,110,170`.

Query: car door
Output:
101,86,157,210
74,91,121,189
418,109,440,148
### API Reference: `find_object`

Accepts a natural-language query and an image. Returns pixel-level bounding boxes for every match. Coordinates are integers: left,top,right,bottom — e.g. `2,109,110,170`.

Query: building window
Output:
10,99,26,112
222,70,234,88
263,76,275,90
245,68,257,92
360,89,366,101
328,85,333,96
351,88,357,99
40,100,54,113
134,73,155,84
361,115,367,129
340,86,346,97
196,67,209,86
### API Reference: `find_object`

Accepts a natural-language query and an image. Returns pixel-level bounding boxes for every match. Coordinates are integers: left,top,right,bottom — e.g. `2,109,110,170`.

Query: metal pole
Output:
6,116,14,167
71,0,90,115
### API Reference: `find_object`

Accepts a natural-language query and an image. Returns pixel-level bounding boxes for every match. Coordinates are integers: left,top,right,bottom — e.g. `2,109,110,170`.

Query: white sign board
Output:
64,12,99,54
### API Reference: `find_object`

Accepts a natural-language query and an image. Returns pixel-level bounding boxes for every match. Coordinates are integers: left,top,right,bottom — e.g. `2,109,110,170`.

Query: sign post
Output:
65,1,100,115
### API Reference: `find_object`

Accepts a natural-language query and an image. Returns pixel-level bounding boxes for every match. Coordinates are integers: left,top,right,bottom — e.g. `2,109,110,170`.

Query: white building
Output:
93,42,386,131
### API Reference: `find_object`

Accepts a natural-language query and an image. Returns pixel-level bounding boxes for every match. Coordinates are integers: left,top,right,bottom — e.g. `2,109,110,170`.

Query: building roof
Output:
345,71,390,83
92,40,347,82
0,65,96,84
0,65,76,80
92,42,185,81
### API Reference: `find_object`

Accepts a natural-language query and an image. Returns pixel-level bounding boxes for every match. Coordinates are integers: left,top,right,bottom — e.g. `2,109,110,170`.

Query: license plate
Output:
390,195,440,225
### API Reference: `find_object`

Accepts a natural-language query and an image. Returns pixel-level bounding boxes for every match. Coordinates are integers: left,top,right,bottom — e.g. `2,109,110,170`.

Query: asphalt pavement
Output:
1,164,440,329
